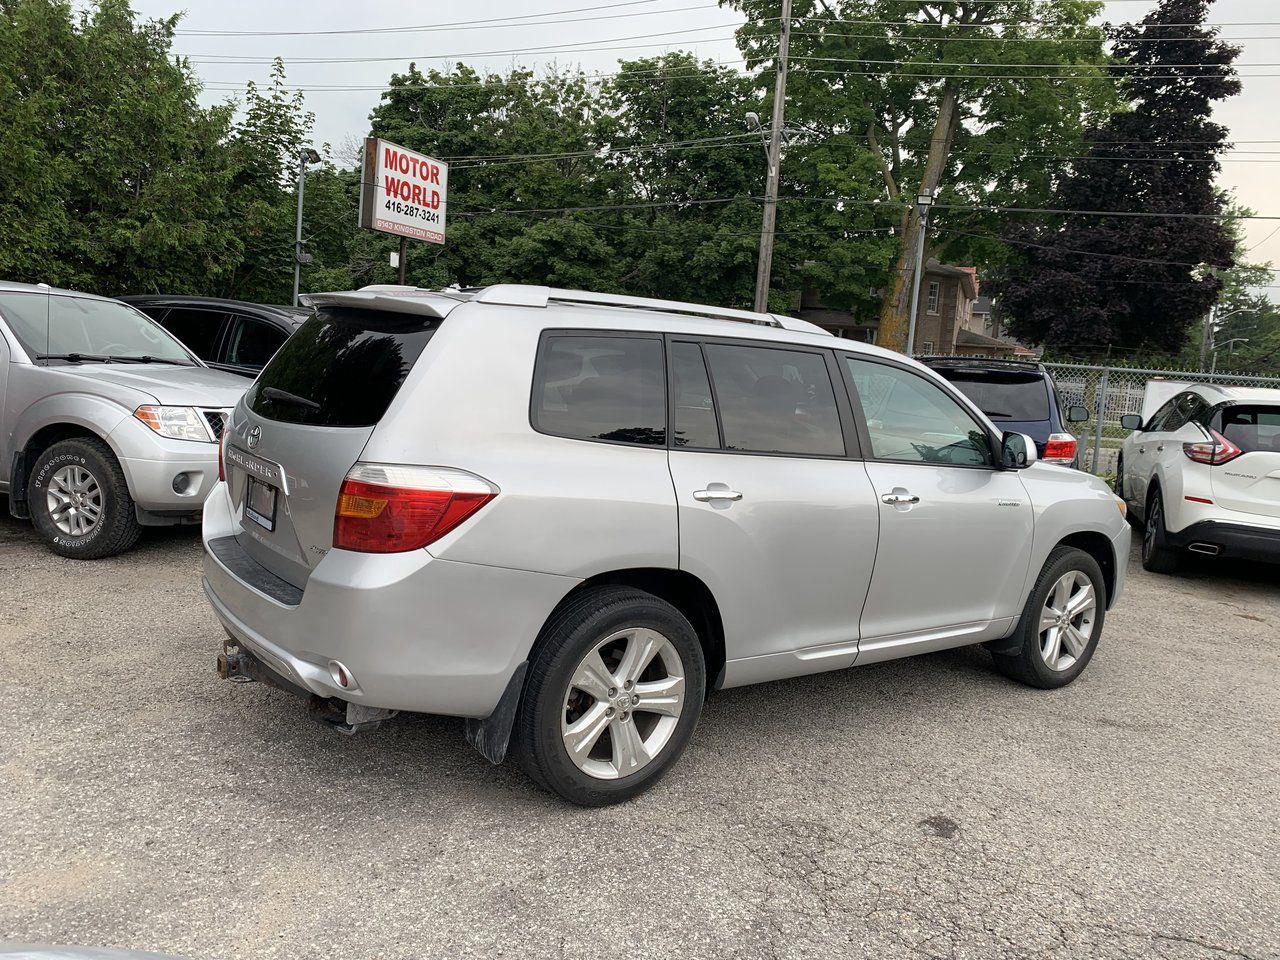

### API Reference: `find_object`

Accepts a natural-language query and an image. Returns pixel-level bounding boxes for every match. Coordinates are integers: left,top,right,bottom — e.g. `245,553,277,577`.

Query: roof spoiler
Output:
300,286,468,319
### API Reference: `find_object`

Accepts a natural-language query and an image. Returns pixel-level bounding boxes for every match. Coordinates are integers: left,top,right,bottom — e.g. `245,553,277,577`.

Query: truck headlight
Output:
134,405,213,442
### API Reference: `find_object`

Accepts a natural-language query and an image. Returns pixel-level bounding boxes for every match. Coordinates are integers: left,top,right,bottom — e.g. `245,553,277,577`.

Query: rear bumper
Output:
201,482,579,717
1165,520,1280,563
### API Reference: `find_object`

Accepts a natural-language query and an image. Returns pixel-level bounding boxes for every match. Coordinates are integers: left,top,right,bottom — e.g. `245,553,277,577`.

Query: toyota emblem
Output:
247,425,262,449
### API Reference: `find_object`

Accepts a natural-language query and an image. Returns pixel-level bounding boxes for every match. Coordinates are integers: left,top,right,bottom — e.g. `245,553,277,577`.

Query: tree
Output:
999,0,1241,355
727,0,1116,348
0,0,241,295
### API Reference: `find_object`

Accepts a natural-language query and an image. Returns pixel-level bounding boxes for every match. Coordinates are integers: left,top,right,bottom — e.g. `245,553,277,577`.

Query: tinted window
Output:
669,341,719,448
1220,406,1280,454
939,371,1050,422
1146,397,1180,431
533,335,665,446
158,308,227,360
847,357,992,467
226,316,287,368
248,306,439,427
0,293,192,363
702,343,844,456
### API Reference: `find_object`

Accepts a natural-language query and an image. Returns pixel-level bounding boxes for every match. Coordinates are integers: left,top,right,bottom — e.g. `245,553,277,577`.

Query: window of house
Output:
701,343,845,456
532,335,666,446
921,341,935,355
845,357,992,467
926,281,941,315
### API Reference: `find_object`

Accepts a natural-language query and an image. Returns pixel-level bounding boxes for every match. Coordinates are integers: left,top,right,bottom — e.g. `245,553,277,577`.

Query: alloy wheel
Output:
560,627,686,780
46,465,103,537
1038,570,1097,672
1143,497,1161,561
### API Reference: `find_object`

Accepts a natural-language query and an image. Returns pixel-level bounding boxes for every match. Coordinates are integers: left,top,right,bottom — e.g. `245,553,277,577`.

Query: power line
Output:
175,0,689,35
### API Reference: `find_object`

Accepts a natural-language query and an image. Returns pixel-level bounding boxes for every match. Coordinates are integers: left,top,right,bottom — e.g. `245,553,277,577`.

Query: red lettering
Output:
429,164,440,185
383,174,401,198
429,190,440,209
383,146,398,171
410,183,423,205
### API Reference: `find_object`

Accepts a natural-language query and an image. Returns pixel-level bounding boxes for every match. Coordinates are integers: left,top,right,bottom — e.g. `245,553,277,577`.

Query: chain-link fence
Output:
1042,362,1280,476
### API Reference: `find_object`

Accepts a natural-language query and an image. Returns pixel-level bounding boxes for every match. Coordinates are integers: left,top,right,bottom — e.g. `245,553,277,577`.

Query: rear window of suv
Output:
247,306,438,427
936,370,1051,422
1220,405,1280,454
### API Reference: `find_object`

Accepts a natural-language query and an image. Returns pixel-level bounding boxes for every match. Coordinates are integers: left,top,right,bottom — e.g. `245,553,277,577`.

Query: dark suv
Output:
920,357,1088,467
121,296,309,378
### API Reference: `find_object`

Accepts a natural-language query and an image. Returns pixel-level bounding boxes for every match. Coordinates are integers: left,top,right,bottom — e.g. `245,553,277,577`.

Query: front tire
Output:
992,546,1106,689
1140,488,1180,574
27,437,141,559
513,586,706,806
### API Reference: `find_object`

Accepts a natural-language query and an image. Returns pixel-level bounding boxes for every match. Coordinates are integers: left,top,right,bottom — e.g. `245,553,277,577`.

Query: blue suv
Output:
920,357,1089,468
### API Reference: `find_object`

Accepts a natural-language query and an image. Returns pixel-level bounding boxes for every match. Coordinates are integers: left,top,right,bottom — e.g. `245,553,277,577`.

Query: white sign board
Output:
358,137,448,244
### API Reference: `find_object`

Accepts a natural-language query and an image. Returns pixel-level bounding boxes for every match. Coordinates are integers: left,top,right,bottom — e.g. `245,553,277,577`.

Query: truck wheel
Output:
514,586,705,806
991,546,1107,690
27,437,142,559
1141,488,1180,574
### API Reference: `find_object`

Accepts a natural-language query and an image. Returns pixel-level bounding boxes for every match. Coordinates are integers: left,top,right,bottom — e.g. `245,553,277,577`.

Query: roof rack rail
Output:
472,284,831,336
916,354,1043,368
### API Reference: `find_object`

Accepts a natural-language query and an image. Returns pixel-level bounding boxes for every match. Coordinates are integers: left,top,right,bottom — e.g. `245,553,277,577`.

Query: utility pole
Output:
292,148,322,307
904,191,934,356
752,0,791,314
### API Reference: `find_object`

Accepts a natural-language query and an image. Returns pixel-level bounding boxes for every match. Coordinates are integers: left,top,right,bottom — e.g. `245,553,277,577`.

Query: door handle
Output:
881,492,920,505
693,488,743,502
1156,444,1165,452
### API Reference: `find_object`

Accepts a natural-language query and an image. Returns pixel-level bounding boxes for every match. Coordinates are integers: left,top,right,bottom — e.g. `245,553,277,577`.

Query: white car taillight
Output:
333,463,498,553
1183,429,1243,465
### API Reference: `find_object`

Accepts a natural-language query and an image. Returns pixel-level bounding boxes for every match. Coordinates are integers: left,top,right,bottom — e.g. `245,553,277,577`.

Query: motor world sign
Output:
358,137,448,244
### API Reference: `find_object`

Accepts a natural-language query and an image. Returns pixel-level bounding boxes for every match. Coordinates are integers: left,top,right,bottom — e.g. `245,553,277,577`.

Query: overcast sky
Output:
123,0,1280,280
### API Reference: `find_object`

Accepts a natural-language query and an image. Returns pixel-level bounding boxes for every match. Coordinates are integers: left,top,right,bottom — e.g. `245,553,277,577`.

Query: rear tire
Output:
1140,488,1181,574
27,437,141,559
992,546,1106,690
513,585,705,806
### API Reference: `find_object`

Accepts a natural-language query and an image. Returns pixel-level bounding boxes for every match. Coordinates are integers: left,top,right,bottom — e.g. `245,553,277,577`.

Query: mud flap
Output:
463,661,528,765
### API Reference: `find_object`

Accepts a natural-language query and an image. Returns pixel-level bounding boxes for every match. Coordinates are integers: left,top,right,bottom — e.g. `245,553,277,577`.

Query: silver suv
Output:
0,283,246,558
204,285,1131,805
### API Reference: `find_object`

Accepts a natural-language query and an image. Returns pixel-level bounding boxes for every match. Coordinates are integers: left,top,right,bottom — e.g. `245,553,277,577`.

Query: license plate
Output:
245,476,278,532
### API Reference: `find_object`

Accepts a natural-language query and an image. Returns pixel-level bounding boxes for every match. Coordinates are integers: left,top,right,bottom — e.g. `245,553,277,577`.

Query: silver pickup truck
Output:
0,282,246,558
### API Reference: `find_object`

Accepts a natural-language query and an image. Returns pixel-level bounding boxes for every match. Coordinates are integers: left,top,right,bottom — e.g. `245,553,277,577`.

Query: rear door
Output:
223,305,442,588
221,314,290,375
1211,404,1280,519
666,338,880,677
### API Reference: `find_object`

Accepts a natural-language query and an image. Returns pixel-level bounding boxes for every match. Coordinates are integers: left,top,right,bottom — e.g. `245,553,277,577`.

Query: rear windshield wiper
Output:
981,410,1013,418
260,386,321,411
107,355,193,366
37,353,114,364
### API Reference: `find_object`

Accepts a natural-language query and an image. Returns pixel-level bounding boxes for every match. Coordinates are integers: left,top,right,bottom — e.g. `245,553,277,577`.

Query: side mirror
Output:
1000,431,1039,470
1120,414,1144,431
1067,405,1090,423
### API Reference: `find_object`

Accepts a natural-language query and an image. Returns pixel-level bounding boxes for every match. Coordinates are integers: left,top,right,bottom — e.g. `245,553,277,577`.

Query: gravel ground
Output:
1,512,1277,960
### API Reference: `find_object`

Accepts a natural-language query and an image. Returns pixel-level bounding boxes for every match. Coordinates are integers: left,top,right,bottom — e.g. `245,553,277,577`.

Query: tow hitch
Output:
217,639,397,735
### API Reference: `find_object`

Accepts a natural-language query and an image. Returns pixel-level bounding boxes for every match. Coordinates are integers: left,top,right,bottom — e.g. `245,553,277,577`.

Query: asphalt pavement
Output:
1,512,1277,959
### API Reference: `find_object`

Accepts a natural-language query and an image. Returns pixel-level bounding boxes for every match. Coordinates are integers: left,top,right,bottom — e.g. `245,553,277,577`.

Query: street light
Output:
292,147,323,307
904,190,935,356
1210,336,1250,376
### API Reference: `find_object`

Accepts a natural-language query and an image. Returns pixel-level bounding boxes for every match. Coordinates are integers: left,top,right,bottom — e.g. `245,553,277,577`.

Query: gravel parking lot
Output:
1,512,1277,960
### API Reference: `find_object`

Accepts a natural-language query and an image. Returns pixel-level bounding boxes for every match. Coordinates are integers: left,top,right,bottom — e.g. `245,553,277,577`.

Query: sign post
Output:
358,137,449,284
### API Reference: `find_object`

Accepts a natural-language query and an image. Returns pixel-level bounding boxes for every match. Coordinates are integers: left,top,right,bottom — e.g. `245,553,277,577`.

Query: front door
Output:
842,355,1035,646
665,339,880,683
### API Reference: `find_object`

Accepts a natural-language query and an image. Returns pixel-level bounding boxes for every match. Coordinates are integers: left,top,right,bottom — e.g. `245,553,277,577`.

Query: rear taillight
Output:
1183,429,1242,465
1043,433,1078,464
333,464,497,553
217,430,226,483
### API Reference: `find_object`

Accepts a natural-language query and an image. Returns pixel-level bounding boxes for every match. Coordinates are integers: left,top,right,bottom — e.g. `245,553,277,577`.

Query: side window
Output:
157,308,227,361
532,335,666,446
701,343,845,456
669,341,719,448
1145,397,1180,432
1175,392,1207,428
225,316,288,368
926,282,941,315
845,357,993,467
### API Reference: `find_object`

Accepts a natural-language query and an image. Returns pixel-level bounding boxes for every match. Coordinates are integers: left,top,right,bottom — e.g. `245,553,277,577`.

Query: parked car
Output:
204,285,1130,805
1117,384,1280,572
920,356,1089,467
0,283,246,558
120,295,309,377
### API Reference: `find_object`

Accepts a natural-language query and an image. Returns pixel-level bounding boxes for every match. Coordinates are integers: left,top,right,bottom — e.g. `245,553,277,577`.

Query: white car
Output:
1117,384,1280,572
